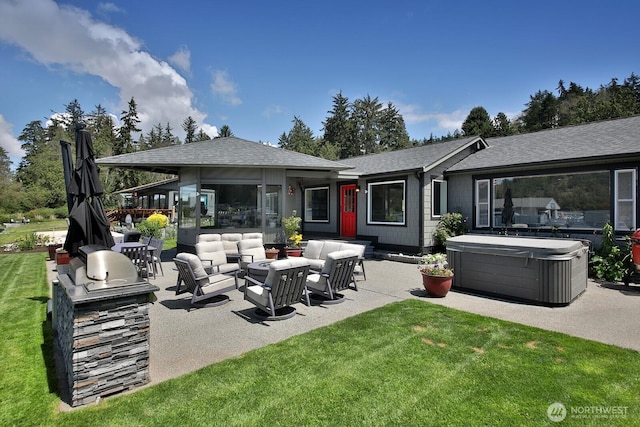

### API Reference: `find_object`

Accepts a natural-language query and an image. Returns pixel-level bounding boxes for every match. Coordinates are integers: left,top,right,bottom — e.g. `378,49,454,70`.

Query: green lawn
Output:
1,253,638,426
0,219,68,246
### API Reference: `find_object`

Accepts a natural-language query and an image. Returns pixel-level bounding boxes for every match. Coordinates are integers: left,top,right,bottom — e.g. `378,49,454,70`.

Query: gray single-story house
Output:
97,115,640,253
97,136,486,253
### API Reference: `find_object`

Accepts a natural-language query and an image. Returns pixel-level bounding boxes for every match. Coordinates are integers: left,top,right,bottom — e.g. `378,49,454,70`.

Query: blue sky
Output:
1,0,639,167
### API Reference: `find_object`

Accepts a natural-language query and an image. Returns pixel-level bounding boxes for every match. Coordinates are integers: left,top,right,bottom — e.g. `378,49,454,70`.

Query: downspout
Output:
417,170,424,255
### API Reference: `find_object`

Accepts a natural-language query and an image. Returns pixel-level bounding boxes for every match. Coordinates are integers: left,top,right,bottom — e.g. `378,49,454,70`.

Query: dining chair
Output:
121,244,154,279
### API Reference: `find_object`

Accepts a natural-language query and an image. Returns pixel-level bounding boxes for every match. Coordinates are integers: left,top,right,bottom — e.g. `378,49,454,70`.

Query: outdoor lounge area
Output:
45,251,640,398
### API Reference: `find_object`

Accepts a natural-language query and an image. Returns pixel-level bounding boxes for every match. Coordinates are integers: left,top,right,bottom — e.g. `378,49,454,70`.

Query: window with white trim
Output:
472,169,639,230
475,179,490,227
432,179,447,217
368,180,405,225
304,187,329,222
615,169,636,230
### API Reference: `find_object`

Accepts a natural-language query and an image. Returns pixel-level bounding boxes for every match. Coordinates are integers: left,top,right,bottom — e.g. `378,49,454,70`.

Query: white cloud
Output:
0,114,24,162
199,123,218,139
168,45,191,74
211,70,242,106
262,105,283,119
97,2,124,14
398,103,466,132
0,0,216,140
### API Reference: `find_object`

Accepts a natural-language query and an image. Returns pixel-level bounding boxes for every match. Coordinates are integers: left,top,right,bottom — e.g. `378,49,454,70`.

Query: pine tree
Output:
182,116,197,144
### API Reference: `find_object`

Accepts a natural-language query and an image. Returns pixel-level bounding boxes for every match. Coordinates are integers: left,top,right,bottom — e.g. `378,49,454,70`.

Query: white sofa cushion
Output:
303,240,324,260
221,233,242,254
319,241,344,259
197,233,221,243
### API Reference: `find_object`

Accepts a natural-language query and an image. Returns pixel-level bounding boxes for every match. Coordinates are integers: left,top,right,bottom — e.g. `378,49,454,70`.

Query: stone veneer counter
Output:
53,265,159,406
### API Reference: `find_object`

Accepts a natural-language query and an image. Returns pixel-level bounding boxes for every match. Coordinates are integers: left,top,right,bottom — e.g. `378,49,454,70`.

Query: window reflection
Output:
491,172,610,229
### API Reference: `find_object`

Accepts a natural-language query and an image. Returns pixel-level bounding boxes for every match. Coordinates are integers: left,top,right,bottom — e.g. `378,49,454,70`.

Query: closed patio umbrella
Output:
63,124,115,256
501,188,514,227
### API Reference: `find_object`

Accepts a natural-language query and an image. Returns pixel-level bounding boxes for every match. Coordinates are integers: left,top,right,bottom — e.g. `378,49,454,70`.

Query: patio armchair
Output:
123,230,141,243
306,250,359,304
173,252,239,310
238,238,267,271
244,257,311,320
196,240,241,274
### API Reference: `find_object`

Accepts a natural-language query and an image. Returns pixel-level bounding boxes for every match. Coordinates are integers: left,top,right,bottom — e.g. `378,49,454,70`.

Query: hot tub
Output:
446,235,589,306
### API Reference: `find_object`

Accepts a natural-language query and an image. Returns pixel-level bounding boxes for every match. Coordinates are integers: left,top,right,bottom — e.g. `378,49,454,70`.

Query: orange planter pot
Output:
265,250,280,260
285,248,302,257
422,274,453,297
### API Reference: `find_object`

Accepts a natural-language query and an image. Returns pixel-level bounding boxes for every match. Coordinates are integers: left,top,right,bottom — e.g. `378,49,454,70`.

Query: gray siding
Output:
422,147,479,252
358,174,421,250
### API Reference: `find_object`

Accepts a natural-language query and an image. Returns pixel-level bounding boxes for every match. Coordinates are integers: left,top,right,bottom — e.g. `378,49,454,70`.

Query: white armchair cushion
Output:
175,252,208,286
305,272,325,291
196,241,228,265
245,283,269,305
238,239,266,262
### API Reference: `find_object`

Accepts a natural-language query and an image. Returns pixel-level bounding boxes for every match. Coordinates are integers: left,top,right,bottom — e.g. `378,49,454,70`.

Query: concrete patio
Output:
48,255,640,389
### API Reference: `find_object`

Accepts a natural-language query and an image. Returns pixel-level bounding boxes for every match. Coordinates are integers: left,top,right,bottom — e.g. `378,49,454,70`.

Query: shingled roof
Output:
96,137,352,174
339,136,485,176
447,115,640,174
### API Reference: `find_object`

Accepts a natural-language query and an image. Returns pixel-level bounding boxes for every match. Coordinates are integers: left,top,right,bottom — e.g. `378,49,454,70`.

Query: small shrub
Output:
433,212,467,247
53,206,69,219
137,220,162,239
16,232,49,251
146,212,169,228
590,223,631,282
137,213,170,239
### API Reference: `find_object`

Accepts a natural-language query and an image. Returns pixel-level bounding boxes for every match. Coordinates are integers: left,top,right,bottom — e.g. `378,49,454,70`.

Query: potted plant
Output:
418,253,454,297
265,247,280,260
282,210,303,257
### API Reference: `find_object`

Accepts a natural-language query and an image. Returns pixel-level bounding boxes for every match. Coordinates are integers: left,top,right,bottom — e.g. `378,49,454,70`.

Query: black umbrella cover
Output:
64,128,115,256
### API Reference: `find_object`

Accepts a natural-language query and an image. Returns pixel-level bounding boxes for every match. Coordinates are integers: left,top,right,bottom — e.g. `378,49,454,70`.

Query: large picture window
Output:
305,187,329,222
368,180,405,225
200,183,260,229
474,170,629,230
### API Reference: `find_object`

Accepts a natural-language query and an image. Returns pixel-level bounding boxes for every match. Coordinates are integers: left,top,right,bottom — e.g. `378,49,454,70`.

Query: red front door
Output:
340,184,357,238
